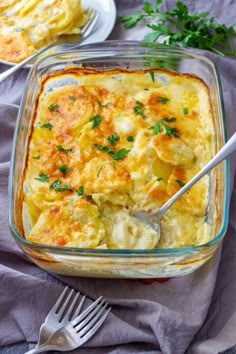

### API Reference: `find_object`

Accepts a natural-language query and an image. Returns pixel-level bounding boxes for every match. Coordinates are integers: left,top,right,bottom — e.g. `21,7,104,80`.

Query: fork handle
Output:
24,344,56,354
159,132,236,218
0,44,51,84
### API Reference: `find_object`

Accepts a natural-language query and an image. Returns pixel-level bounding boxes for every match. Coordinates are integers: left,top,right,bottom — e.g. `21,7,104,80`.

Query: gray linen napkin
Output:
0,1,236,353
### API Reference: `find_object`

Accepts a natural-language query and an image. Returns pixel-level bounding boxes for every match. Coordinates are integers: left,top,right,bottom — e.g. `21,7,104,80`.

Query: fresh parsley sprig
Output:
120,0,236,57
57,165,71,173
90,114,102,128
40,122,53,130
94,144,130,160
112,148,130,160
149,117,179,138
133,100,144,116
49,179,71,191
175,179,186,187
107,132,119,146
157,96,169,104
34,172,49,183
56,145,73,152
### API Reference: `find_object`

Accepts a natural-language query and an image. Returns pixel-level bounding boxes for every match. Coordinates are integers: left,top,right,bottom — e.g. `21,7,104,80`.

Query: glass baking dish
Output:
9,41,229,278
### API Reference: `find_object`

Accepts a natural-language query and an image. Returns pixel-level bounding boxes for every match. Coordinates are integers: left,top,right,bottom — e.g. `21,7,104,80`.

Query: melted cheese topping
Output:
23,68,215,249
0,0,88,62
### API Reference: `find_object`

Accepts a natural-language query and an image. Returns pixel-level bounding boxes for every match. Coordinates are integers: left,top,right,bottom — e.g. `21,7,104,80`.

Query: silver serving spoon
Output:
134,132,236,240
0,7,98,84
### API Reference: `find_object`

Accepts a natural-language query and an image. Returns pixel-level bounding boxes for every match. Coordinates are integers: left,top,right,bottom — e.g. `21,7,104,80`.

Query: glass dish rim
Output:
8,40,230,256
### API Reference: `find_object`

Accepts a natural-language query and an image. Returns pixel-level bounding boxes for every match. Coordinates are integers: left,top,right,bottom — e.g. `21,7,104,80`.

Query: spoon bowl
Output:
134,132,236,243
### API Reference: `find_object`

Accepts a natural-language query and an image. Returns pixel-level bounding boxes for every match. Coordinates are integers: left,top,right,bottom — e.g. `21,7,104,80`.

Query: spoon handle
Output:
159,132,236,218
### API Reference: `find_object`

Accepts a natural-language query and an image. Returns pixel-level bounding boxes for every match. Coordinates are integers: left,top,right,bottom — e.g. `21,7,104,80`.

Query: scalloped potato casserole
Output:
0,0,88,63
22,68,215,250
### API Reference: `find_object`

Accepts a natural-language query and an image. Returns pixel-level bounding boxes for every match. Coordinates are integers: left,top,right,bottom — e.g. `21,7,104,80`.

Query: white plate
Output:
0,0,116,67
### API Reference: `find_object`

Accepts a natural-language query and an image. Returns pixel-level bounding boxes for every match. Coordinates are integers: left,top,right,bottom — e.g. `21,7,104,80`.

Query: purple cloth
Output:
0,1,236,353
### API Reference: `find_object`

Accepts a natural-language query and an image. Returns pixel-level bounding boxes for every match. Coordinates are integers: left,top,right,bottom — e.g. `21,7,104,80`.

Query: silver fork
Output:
36,286,85,348
24,296,111,354
0,7,98,84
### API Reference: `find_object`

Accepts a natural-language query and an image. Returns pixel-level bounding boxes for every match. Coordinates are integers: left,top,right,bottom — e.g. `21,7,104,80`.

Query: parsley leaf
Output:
112,148,130,160
97,100,110,108
183,107,189,115
41,122,53,130
119,12,144,28
85,195,93,200
68,95,75,101
133,100,144,116
94,144,115,155
149,71,155,82
107,132,119,146
90,114,102,128
14,27,24,32
34,172,49,183
32,155,40,159
157,96,169,104
56,145,73,152
156,177,163,181
149,117,179,138
94,144,130,160
97,166,103,177
120,0,236,57
76,185,84,196
49,179,71,191
57,165,71,173
175,179,186,187
127,135,134,142
48,103,59,111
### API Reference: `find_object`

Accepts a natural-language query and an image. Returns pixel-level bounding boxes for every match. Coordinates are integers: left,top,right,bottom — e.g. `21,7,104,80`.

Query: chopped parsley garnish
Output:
149,117,179,138
85,195,93,200
127,135,134,142
48,103,59,111
112,148,130,160
97,166,103,177
144,88,149,91
107,132,119,146
14,27,24,32
41,122,53,130
57,165,71,173
183,107,189,115
76,185,84,196
97,100,110,108
149,71,155,82
32,155,40,159
94,144,115,155
175,179,186,187
94,144,130,160
68,95,75,101
56,145,73,152
133,100,144,116
49,179,71,191
90,114,102,128
156,177,163,181
34,172,49,183
157,96,169,104
109,161,116,169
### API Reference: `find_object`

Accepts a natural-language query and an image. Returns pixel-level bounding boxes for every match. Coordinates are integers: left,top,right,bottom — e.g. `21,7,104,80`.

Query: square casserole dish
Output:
9,41,229,278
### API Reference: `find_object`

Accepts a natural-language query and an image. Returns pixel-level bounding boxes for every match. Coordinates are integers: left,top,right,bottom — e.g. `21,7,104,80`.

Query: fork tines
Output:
72,296,111,338
53,286,85,322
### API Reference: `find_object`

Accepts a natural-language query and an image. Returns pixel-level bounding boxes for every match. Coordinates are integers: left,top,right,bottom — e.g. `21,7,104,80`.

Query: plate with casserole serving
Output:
9,41,229,279
0,0,116,66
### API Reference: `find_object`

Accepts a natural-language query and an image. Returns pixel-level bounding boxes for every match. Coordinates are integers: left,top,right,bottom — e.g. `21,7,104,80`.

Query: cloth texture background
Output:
0,1,236,353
